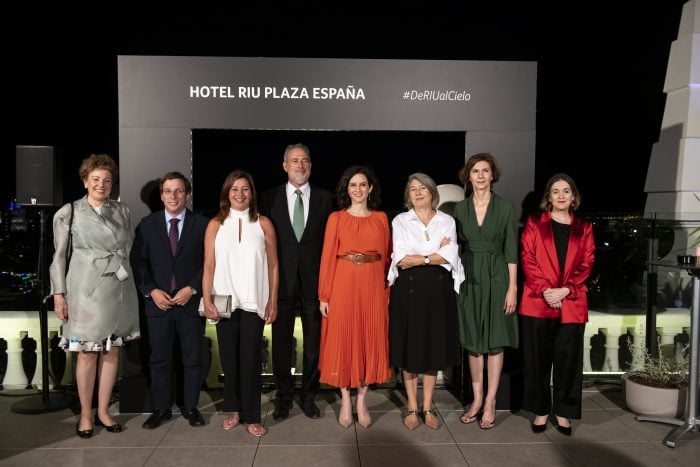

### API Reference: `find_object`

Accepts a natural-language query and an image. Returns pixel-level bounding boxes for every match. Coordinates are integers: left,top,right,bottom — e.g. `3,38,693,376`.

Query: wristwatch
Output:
423,255,430,265
189,286,198,295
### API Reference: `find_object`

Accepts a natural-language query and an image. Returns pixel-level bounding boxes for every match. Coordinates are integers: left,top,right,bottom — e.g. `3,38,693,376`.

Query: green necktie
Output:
293,189,304,241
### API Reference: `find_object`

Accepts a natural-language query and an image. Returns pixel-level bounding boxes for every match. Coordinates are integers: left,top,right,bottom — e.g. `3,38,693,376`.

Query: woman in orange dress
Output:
318,165,391,429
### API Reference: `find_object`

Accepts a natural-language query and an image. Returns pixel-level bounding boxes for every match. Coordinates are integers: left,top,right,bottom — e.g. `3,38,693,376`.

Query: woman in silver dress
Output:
50,154,140,438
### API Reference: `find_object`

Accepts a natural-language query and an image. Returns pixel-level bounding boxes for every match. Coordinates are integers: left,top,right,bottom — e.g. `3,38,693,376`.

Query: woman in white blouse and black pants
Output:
388,173,465,430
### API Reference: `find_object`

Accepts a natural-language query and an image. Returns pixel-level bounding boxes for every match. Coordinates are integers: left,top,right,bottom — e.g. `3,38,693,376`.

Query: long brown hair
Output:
215,170,259,223
539,173,582,211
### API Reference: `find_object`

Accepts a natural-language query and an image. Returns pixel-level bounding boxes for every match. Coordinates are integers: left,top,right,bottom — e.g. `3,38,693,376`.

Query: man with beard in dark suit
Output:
131,172,209,429
261,143,333,420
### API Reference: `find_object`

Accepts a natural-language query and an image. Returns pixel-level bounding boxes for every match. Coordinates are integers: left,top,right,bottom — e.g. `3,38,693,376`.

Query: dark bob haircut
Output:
458,152,501,186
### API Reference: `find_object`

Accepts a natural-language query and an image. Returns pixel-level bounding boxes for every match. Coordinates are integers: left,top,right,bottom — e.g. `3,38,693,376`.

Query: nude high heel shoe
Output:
338,415,354,428
357,408,372,428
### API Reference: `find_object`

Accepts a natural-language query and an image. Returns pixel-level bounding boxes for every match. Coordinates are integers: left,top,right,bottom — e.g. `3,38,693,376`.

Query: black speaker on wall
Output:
15,145,62,206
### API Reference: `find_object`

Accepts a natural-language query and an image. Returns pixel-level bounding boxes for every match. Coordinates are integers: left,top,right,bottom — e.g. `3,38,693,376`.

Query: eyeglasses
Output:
162,189,187,195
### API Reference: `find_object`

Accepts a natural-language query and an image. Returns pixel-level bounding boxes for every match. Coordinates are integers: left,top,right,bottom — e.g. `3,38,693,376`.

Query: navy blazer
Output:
261,184,333,301
131,209,209,317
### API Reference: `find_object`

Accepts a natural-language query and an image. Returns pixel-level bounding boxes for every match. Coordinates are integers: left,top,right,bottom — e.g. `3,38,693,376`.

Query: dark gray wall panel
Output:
465,131,537,214
118,56,537,222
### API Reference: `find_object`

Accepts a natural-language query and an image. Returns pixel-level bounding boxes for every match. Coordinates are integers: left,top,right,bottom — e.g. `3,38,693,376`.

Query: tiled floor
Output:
0,384,698,466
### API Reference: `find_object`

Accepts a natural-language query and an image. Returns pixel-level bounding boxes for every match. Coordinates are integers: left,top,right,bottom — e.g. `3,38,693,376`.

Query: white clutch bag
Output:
198,295,232,319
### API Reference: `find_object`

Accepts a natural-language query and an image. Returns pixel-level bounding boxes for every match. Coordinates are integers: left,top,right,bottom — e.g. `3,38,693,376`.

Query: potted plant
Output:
623,331,689,418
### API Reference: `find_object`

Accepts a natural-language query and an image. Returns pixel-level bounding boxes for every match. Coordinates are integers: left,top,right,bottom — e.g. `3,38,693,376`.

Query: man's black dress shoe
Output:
182,407,205,427
531,423,547,433
272,399,293,421
75,421,93,439
94,415,123,432
300,399,321,419
142,409,172,429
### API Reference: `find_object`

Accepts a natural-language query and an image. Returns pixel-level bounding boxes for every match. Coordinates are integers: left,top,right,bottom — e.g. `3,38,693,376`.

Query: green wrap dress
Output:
454,192,518,353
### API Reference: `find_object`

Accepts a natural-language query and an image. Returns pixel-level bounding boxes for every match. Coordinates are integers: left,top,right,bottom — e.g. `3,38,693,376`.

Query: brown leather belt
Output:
337,253,382,264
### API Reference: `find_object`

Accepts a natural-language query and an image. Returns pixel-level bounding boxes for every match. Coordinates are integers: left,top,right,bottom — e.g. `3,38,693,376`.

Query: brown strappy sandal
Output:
402,409,420,431
423,407,441,430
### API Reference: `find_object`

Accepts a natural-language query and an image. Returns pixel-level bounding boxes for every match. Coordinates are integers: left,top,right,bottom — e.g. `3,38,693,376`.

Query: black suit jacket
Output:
261,184,333,301
131,209,209,317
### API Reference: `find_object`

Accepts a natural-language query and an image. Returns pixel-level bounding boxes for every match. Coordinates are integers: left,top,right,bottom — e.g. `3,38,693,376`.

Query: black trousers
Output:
520,314,585,419
216,310,265,423
272,271,321,404
147,307,205,412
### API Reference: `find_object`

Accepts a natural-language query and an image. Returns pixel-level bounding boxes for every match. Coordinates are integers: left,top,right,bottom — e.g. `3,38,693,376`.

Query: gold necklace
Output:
416,210,434,241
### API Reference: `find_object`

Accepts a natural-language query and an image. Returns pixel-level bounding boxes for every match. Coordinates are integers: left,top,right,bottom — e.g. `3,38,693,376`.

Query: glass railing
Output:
583,212,699,377
1,209,698,389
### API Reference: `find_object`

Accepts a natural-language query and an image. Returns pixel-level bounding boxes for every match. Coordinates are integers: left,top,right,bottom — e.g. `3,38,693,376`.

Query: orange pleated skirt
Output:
319,257,391,388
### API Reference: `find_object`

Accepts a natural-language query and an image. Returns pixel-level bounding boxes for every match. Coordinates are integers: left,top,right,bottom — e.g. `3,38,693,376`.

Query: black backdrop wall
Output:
191,129,467,216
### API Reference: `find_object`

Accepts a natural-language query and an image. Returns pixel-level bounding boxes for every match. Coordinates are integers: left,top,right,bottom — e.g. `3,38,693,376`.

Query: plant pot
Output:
622,373,686,418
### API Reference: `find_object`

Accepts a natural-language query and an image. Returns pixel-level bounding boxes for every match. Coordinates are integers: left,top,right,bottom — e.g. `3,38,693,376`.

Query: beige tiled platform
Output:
1,384,698,466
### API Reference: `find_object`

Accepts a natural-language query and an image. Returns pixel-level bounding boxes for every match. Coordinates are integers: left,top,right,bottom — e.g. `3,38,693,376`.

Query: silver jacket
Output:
49,196,140,343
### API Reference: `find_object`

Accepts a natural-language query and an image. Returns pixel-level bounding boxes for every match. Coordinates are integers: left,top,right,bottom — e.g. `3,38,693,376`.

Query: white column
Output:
602,328,621,371
27,325,42,389
583,323,595,371
644,0,700,213
630,327,646,371
4,335,24,389
659,325,684,359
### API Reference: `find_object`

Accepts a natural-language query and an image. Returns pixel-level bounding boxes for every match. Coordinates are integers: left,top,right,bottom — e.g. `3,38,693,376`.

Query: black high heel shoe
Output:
554,417,572,436
76,421,93,439
531,415,548,433
94,414,123,433
531,423,547,433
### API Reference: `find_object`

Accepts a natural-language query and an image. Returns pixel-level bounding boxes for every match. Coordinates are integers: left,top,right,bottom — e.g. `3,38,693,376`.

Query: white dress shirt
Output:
387,209,465,293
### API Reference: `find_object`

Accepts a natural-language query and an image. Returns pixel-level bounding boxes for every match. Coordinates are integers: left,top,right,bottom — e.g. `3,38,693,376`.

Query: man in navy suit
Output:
261,144,333,420
131,172,209,429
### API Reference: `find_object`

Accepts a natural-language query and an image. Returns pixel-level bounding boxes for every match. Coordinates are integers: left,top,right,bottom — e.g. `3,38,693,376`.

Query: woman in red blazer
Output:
519,174,594,436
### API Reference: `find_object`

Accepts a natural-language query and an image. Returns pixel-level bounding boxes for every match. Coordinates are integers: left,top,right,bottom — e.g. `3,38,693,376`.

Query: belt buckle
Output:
351,253,365,265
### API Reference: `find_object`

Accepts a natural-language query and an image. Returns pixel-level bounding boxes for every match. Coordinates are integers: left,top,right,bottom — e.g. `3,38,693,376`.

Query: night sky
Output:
7,2,689,213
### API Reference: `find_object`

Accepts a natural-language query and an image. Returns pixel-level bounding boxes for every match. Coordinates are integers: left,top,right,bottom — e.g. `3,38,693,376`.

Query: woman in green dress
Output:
453,153,518,430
